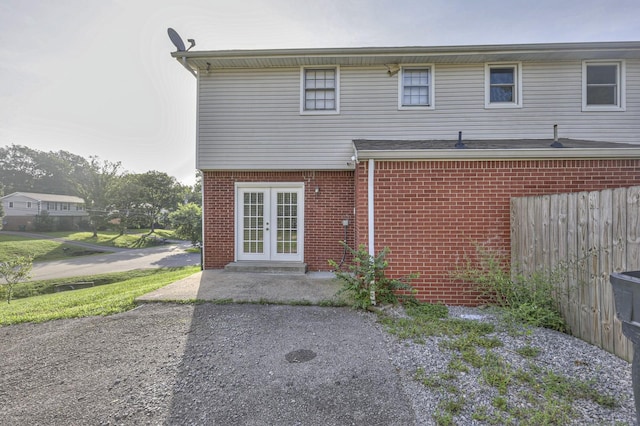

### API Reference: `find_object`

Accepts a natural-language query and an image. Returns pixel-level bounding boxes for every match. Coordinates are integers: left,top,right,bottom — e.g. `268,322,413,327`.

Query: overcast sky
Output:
1,0,639,185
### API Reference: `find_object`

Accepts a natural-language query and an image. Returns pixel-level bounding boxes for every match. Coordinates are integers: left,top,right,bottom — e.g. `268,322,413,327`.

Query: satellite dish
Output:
168,28,186,52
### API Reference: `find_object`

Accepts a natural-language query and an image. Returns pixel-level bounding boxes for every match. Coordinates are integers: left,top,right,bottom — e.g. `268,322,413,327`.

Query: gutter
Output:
355,148,640,161
170,41,640,60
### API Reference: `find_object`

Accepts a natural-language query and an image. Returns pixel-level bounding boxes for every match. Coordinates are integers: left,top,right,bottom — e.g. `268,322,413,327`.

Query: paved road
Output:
1,231,201,279
29,243,201,280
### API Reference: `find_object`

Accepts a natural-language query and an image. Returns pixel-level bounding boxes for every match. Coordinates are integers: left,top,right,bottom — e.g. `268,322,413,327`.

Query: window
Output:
485,63,522,108
300,67,339,114
8,202,13,208
27,202,32,208
399,66,434,110
582,61,625,111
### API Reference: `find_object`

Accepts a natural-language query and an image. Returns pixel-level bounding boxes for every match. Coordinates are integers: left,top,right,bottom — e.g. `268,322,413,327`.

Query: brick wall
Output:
356,159,640,305
202,171,354,270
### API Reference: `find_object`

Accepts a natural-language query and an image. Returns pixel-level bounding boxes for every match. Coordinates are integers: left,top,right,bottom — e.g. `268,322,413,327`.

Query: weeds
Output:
515,345,541,358
329,243,417,309
452,243,567,332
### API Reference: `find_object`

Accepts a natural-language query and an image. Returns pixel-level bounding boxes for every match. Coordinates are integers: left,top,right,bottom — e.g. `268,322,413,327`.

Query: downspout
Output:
368,159,375,256
180,57,198,78
368,159,376,305
196,70,204,270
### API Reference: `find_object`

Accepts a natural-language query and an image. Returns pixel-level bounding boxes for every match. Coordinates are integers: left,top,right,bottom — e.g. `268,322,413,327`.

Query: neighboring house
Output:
1,192,88,231
172,41,640,305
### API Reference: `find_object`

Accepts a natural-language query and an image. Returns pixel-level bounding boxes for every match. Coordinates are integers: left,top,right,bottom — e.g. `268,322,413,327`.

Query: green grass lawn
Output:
47,229,178,249
0,229,182,261
8,269,182,299
0,266,199,326
0,234,103,262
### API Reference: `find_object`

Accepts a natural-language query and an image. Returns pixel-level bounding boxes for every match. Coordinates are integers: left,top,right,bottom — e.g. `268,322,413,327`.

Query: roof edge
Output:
355,148,640,161
172,40,640,59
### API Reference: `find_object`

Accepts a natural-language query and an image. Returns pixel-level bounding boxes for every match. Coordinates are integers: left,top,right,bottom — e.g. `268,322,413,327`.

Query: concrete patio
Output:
135,269,344,305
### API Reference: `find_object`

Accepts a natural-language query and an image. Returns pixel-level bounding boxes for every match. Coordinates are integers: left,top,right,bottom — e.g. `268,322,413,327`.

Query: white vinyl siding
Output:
1,194,87,217
196,60,640,170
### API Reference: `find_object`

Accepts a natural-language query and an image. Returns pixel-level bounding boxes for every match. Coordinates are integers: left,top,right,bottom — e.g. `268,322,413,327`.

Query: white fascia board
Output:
356,148,640,161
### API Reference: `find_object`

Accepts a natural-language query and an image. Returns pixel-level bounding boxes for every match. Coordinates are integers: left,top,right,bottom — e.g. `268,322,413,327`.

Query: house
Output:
172,41,640,305
1,192,88,232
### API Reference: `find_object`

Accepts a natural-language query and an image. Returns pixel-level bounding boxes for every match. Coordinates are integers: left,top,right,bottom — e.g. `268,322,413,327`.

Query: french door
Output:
236,184,304,262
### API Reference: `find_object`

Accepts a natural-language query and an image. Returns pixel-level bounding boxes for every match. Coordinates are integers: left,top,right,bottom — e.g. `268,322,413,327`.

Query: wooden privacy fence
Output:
511,186,640,361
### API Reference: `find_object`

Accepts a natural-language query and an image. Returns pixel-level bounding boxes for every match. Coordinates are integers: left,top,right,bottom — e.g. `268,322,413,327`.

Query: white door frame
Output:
235,182,305,262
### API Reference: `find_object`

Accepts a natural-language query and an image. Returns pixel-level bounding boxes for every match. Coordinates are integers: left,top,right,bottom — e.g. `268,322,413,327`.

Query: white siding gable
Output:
196,59,640,171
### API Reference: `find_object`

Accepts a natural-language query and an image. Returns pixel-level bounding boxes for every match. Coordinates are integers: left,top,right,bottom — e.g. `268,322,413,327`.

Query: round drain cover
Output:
285,349,317,363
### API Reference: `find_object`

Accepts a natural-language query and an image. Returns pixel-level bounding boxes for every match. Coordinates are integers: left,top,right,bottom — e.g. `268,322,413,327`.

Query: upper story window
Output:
582,60,625,111
300,67,339,114
8,201,13,208
27,202,32,208
398,66,434,110
485,63,522,108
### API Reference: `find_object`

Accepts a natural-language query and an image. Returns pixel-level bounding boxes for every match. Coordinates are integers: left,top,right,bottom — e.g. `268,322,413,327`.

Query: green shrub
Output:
329,243,417,309
453,243,567,332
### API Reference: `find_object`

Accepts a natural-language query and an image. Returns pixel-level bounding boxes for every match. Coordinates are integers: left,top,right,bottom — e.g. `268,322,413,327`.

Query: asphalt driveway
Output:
0,303,416,425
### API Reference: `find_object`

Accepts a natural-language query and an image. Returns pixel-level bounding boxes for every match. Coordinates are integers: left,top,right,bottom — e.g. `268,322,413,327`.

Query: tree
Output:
134,171,183,232
0,183,4,227
0,144,47,193
169,203,202,244
0,256,33,304
76,157,122,237
110,174,145,235
183,171,202,206
0,144,90,195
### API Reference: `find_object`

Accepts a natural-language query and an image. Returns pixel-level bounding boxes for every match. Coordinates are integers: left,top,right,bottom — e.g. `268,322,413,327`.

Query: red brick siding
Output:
202,171,354,270
356,159,640,306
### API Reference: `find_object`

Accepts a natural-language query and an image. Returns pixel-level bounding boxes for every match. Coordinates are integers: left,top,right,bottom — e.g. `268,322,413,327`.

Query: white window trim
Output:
398,64,435,110
484,62,523,109
300,66,340,115
582,60,626,112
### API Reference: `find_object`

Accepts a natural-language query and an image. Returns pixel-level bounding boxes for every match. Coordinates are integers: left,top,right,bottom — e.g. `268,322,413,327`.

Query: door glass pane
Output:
243,191,264,254
276,191,298,254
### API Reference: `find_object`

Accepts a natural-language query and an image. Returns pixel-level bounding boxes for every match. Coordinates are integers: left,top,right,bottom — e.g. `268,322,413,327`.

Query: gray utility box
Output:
610,270,640,422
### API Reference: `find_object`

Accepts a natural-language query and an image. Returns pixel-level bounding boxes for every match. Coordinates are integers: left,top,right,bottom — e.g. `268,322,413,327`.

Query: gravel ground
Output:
0,303,635,425
383,305,636,425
